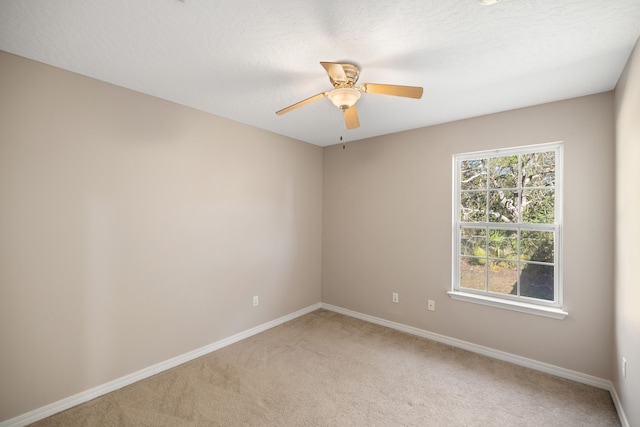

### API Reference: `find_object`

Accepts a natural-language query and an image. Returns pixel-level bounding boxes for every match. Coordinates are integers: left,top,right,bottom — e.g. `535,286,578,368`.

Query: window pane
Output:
522,151,555,187
522,189,554,223
488,229,518,260
461,159,487,190
488,260,517,295
461,192,487,222
460,227,487,257
521,231,554,263
519,262,554,300
460,257,486,291
488,190,518,223
489,155,518,189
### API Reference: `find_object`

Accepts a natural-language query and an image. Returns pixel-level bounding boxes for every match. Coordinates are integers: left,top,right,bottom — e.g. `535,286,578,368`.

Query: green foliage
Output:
460,159,487,191
471,246,486,265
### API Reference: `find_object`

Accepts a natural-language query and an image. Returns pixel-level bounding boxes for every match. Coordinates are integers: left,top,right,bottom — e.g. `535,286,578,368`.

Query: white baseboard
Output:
609,385,630,427
0,303,321,427
321,303,628,425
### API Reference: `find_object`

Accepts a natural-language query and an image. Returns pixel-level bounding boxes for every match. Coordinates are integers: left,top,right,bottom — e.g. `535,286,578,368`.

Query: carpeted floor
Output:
31,309,620,426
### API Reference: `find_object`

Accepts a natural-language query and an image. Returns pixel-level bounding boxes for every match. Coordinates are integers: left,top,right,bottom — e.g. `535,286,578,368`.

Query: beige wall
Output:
0,51,322,421
614,37,640,427
323,92,615,379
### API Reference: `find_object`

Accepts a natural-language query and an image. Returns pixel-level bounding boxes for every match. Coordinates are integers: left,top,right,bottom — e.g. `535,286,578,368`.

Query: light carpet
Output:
31,309,620,426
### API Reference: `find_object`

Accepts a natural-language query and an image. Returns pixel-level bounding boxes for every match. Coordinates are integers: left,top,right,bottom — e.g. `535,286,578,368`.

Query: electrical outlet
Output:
428,300,435,311
392,292,399,303
623,357,627,379
253,295,259,307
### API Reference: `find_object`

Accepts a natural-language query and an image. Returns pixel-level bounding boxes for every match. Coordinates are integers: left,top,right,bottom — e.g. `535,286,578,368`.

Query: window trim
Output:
449,142,567,319
447,291,568,319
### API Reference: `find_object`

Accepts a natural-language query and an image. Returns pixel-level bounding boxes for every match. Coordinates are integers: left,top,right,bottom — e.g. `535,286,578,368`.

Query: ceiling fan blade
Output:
360,83,423,99
276,92,328,115
321,62,348,84
344,105,360,130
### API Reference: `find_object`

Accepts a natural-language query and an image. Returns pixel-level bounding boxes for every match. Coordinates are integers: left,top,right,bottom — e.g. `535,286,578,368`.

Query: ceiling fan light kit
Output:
276,62,423,130
327,88,361,109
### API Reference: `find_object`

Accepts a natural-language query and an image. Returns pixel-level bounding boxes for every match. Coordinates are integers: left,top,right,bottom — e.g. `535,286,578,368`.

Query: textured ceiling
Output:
1,0,639,146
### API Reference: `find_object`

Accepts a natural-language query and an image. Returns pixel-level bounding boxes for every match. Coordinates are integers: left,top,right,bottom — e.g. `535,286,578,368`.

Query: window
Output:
448,142,567,319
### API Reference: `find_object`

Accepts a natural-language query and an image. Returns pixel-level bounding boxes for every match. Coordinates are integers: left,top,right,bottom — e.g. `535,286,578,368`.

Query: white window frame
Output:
448,142,568,319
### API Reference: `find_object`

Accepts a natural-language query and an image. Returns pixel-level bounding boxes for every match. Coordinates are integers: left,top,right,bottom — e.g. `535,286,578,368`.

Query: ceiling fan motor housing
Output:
328,63,360,87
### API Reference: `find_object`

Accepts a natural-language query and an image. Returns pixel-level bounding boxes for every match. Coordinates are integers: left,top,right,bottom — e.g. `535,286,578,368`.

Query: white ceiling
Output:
1,1,639,147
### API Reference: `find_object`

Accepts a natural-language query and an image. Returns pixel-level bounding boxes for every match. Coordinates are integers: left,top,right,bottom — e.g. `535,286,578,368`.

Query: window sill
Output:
447,291,568,320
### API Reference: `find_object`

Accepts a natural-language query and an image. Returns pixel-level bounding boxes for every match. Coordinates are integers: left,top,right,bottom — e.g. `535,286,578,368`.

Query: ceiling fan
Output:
276,62,423,130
